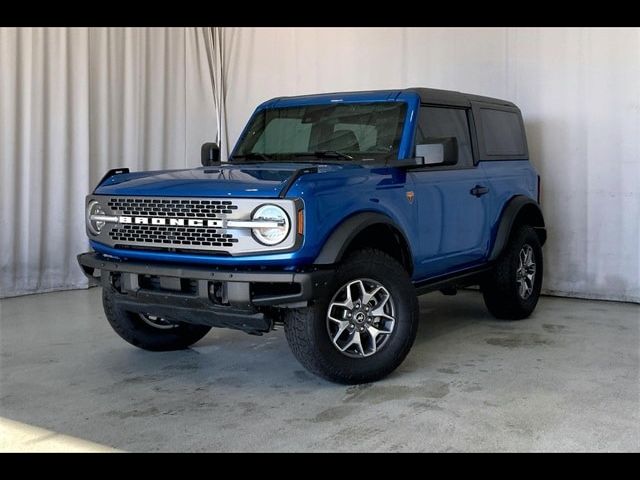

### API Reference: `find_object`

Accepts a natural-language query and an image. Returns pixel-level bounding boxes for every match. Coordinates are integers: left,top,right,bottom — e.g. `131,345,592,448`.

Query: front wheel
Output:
481,225,543,320
102,285,212,351
284,249,419,384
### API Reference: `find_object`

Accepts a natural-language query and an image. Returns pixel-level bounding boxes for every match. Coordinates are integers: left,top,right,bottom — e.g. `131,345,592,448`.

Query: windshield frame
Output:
229,96,419,165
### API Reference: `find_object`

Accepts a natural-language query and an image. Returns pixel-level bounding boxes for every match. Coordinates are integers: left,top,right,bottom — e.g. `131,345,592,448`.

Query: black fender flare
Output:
314,212,412,267
489,195,546,261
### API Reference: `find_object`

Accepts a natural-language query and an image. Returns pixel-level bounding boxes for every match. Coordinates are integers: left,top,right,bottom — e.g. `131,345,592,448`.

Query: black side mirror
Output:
201,142,220,166
415,137,458,166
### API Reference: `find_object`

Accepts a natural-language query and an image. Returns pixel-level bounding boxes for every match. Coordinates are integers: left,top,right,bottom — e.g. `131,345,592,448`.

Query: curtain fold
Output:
202,27,230,159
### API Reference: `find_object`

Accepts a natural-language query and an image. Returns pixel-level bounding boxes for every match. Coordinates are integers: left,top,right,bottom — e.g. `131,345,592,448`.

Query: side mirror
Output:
415,137,458,166
201,142,220,166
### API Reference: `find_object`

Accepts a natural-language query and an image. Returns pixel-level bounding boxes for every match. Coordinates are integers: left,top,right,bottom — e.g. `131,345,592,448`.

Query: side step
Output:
414,265,492,296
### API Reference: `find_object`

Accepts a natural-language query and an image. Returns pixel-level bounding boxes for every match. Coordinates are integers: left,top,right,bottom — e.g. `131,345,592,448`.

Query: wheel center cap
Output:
354,312,366,323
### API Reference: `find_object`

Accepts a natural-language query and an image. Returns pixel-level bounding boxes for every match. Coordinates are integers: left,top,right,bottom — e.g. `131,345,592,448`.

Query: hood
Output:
93,163,353,198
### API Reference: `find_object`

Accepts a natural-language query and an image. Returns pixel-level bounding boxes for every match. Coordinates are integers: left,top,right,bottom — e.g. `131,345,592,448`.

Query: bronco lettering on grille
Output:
117,216,222,227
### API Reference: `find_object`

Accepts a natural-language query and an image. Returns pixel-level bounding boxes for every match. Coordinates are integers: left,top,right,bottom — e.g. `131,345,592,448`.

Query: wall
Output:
219,27,640,303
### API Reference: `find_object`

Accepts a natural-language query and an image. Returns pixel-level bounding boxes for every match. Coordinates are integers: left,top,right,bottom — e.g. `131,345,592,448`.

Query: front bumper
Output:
77,252,332,334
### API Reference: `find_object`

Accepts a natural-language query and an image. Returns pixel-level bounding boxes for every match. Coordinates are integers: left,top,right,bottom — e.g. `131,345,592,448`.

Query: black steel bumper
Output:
77,252,333,334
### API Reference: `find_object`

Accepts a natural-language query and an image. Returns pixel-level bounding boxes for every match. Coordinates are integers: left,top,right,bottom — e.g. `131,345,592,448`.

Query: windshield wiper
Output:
294,151,354,161
231,153,273,162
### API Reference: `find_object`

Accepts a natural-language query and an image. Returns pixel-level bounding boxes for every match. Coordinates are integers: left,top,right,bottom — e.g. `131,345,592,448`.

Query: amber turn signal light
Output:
297,209,304,235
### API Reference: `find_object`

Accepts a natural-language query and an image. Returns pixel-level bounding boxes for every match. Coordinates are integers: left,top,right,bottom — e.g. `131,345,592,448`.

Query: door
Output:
409,105,492,280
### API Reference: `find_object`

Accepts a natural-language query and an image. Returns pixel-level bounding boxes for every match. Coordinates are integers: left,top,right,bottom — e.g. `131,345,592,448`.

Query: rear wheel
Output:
481,225,543,320
284,249,419,384
102,285,211,351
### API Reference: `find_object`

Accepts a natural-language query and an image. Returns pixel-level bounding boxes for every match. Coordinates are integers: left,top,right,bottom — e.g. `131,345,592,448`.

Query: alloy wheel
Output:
326,278,396,358
516,244,536,299
139,313,179,330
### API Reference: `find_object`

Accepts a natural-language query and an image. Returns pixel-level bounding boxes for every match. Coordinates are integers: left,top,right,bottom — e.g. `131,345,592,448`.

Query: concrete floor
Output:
0,287,638,452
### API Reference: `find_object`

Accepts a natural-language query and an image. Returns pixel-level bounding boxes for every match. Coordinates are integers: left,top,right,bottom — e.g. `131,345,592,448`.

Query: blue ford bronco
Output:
78,88,546,384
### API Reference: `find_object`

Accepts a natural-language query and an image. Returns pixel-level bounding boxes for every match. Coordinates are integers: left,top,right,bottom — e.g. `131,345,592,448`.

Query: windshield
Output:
232,102,407,163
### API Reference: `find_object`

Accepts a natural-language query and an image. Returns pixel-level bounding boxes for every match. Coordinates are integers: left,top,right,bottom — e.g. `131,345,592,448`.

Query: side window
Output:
479,108,526,156
416,106,474,166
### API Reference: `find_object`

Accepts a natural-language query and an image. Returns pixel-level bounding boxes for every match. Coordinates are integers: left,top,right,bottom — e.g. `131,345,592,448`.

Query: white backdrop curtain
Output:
0,27,217,298
1,27,639,303
203,27,231,160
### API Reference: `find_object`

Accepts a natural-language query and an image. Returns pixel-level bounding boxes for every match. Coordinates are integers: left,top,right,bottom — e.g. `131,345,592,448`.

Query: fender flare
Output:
314,212,412,266
489,195,546,261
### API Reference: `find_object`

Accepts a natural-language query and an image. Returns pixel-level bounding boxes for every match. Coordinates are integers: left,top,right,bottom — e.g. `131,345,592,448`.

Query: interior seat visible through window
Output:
315,130,360,152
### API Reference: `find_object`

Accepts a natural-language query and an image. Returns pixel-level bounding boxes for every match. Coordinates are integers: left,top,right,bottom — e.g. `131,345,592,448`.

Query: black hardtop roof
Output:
406,87,517,108
273,87,517,109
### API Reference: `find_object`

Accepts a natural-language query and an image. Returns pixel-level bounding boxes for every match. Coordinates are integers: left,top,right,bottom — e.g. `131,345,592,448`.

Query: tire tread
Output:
284,249,418,384
482,225,543,320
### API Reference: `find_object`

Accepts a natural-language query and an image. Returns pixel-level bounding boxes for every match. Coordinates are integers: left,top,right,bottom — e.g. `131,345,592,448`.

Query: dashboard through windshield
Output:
232,102,407,163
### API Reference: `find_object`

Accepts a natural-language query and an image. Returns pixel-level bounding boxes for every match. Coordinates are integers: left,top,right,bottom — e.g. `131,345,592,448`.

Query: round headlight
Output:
87,200,106,235
252,204,290,245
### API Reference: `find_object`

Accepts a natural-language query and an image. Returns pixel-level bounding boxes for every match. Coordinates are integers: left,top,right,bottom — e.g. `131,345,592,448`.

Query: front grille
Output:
107,198,238,217
106,197,239,248
89,194,298,255
109,224,238,247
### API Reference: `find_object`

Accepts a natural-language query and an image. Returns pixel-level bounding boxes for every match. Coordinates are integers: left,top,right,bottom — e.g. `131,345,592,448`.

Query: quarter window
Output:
479,108,526,156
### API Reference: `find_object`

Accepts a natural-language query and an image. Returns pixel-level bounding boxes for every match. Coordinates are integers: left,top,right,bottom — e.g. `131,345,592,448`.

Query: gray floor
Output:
1,287,638,452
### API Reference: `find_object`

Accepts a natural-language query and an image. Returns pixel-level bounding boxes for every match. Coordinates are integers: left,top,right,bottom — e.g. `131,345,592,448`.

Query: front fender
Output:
313,211,412,265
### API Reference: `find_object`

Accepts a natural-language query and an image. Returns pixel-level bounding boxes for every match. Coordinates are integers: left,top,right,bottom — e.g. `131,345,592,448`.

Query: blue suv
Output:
78,88,546,384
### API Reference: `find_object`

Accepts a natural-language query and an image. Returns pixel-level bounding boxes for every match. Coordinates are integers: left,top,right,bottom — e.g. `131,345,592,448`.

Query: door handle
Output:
470,185,490,197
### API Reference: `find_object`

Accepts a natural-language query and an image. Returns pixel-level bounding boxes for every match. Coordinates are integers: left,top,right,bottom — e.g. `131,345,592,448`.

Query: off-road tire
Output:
482,225,543,320
102,285,211,351
284,249,419,384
